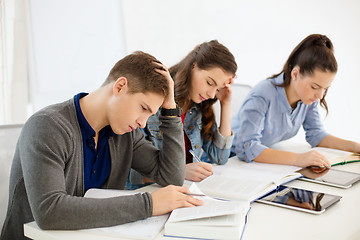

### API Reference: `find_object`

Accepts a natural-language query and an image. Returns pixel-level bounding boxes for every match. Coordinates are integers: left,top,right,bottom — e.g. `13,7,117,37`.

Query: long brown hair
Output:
272,34,338,113
169,40,237,140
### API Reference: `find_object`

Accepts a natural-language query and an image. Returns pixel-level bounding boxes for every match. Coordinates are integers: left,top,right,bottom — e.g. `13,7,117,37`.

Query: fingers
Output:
151,185,203,216
305,150,330,168
313,151,330,168
153,62,172,80
181,194,204,208
198,162,213,172
185,162,213,182
153,61,168,72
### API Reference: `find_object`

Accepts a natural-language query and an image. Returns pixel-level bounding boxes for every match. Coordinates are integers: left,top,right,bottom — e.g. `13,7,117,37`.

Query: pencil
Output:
189,149,201,163
185,193,206,197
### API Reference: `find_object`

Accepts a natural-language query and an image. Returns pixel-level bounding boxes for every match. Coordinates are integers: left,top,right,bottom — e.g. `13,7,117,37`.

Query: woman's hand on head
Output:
151,185,203,216
216,83,232,106
185,162,213,182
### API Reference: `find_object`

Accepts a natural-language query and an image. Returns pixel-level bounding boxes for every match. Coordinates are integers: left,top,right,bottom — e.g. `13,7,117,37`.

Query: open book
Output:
164,184,250,240
196,161,302,202
311,147,360,166
83,189,168,240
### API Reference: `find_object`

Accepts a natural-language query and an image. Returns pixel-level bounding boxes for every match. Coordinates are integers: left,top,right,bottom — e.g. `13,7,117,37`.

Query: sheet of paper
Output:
83,188,168,240
169,212,243,227
83,215,168,240
168,183,249,223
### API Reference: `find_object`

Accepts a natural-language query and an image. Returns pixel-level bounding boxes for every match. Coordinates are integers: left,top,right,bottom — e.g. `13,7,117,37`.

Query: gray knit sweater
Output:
0,97,185,240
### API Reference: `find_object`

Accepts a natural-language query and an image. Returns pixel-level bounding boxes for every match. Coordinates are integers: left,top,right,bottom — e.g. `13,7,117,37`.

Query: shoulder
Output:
243,79,277,107
23,99,79,140
251,78,277,98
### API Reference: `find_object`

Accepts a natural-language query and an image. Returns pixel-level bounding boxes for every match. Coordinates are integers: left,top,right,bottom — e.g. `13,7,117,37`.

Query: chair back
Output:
213,83,252,125
0,124,23,229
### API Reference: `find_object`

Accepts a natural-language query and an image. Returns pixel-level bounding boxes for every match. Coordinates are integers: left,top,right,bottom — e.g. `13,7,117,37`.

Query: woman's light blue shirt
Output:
231,73,328,162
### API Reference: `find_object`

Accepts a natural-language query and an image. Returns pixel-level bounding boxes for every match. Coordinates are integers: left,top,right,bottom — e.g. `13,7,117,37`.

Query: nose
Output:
207,88,217,99
316,89,326,99
136,117,147,129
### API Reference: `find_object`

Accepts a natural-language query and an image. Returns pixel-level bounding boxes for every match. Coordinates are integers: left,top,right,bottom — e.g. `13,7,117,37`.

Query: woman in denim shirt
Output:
232,34,360,168
127,40,237,189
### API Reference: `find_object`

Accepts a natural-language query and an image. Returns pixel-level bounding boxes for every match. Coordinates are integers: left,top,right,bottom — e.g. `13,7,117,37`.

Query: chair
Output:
0,124,23,229
213,83,252,125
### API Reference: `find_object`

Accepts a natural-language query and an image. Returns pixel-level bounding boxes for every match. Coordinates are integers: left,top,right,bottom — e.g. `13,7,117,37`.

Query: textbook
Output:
311,147,360,166
83,188,168,240
196,160,302,202
164,184,250,240
272,143,360,167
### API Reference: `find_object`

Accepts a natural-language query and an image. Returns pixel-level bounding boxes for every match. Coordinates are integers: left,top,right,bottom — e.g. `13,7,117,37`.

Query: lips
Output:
128,126,135,132
199,94,206,102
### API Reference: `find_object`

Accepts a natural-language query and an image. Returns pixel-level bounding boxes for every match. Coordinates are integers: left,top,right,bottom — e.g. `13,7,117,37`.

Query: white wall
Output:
121,0,360,142
25,0,360,142
28,0,126,112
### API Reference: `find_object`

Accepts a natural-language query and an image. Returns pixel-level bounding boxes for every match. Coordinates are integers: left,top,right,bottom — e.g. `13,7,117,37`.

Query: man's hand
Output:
154,63,176,109
151,185,203,216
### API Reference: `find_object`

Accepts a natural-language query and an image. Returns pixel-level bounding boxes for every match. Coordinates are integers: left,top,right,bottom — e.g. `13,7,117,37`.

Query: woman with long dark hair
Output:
127,40,237,188
232,34,360,168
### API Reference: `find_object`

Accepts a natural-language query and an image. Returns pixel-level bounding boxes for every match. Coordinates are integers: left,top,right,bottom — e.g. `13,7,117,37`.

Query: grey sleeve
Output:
19,115,152,230
131,115,185,186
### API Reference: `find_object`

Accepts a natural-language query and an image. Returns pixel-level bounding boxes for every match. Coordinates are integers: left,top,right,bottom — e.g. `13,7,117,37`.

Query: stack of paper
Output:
164,184,250,240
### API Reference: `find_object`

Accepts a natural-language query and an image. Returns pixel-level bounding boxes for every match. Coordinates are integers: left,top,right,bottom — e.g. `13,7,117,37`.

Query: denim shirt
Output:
231,73,328,162
127,104,234,189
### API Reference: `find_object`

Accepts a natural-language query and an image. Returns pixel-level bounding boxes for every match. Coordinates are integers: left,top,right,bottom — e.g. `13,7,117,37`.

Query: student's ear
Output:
291,66,300,81
113,77,128,96
192,62,197,69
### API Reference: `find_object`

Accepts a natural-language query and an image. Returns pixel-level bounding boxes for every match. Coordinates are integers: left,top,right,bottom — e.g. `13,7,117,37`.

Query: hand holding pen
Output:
185,149,213,182
189,149,202,162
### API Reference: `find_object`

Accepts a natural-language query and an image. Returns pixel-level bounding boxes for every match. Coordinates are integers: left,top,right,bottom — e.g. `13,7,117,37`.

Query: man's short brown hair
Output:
103,51,169,98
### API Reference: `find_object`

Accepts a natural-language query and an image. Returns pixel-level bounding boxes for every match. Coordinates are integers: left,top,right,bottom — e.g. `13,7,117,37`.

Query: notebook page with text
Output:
197,162,301,202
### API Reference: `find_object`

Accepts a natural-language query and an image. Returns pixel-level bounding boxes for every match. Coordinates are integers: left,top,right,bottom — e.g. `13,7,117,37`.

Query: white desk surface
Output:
24,146,360,240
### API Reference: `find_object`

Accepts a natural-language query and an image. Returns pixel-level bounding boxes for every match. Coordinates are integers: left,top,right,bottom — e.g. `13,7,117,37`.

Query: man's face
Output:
106,80,164,135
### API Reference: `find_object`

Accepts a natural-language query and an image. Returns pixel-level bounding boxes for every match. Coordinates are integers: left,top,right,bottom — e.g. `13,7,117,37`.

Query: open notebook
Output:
311,147,360,166
164,184,250,240
196,161,302,202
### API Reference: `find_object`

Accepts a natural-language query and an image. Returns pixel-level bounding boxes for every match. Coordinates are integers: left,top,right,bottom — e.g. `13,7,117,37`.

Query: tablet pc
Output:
256,185,341,214
297,167,360,189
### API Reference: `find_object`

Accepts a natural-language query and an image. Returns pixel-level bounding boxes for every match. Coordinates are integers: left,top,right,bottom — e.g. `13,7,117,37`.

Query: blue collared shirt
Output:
74,93,114,192
231,73,328,162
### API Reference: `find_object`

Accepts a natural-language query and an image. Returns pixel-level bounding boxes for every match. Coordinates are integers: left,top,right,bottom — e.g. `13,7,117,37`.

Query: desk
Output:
25,148,360,240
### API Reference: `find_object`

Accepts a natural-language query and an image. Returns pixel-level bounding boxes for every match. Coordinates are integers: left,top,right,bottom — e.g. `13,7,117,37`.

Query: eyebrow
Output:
312,82,330,89
208,76,218,86
143,103,154,114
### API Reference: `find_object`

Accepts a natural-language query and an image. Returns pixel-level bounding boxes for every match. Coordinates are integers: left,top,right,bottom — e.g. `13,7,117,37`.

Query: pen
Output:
185,193,206,197
189,149,201,163
331,160,360,167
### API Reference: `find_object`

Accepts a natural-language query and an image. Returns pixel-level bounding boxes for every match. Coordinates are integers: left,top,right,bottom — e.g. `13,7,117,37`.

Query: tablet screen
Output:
297,167,360,188
256,186,341,214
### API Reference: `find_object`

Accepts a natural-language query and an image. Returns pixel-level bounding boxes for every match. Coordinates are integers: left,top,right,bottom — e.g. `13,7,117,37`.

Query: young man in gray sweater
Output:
1,51,202,240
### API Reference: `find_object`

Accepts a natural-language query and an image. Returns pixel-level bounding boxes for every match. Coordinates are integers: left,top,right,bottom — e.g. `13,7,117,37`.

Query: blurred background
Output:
1,0,359,142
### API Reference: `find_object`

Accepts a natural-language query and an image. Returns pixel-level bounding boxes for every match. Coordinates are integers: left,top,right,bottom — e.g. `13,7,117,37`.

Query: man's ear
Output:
113,77,128,95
